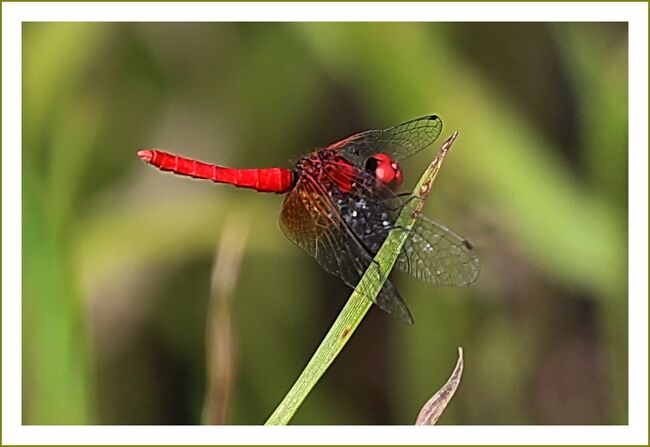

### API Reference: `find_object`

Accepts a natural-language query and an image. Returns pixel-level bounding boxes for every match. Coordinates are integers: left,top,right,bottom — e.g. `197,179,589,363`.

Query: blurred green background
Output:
23,22,628,425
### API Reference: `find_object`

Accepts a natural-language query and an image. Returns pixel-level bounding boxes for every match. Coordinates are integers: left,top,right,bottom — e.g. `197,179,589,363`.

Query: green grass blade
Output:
265,132,459,425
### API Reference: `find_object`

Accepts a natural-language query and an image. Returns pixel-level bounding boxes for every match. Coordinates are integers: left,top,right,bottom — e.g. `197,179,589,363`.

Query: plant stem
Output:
265,132,459,425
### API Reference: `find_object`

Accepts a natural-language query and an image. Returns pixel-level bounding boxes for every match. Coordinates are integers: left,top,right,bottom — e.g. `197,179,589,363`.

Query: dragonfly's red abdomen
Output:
137,149,294,193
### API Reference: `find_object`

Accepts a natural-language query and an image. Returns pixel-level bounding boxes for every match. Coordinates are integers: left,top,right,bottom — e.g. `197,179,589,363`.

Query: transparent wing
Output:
279,177,414,324
318,160,480,288
397,216,480,287
327,115,443,167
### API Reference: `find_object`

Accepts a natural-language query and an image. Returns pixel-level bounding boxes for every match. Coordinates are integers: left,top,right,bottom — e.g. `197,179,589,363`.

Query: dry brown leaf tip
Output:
415,347,464,425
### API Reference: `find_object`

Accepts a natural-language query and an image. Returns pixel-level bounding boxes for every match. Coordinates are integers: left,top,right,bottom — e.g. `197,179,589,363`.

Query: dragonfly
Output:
138,115,479,324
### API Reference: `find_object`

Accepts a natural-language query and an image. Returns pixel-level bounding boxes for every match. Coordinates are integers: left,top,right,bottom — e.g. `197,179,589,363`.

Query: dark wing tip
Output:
462,238,474,251
409,114,441,125
402,114,442,126
460,234,480,286
421,114,443,135
424,114,442,126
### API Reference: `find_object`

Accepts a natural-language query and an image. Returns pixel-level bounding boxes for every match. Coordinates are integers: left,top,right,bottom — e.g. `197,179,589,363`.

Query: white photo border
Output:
3,2,647,445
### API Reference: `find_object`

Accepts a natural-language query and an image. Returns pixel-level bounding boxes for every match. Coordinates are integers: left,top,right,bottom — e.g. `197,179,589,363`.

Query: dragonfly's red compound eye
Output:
366,154,403,190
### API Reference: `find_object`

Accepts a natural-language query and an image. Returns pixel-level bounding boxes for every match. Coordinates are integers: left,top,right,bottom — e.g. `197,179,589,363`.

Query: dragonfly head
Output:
365,153,403,191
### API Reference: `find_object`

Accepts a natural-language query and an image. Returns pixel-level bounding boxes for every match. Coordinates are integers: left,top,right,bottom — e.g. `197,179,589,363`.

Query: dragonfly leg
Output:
368,258,389,283
399,193,426,205
388,224,414,234
382,198,418,218
360,195,403,213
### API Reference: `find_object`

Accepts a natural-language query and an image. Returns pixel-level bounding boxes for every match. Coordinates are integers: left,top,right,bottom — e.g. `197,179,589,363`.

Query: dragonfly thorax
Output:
297,153,323,176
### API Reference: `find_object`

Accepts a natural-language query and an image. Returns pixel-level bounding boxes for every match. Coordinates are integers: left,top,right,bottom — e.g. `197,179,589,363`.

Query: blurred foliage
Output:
22,22,627,425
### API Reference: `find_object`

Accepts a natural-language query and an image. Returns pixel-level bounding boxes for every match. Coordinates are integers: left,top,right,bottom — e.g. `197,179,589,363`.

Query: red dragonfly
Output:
138,115,479,323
